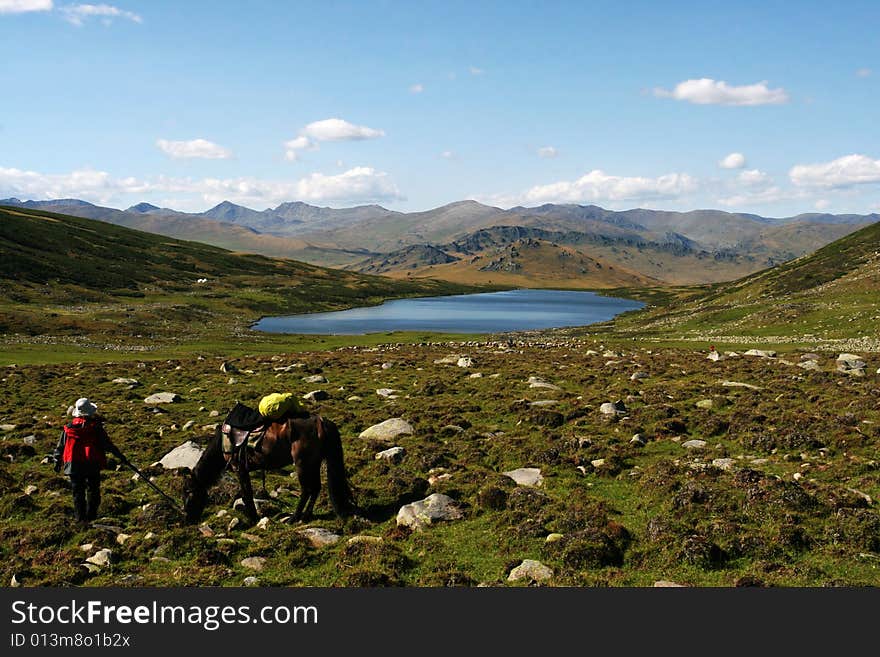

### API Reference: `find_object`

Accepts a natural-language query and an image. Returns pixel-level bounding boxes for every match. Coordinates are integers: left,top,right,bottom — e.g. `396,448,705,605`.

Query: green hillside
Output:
606,220,880,346
0,205,488,354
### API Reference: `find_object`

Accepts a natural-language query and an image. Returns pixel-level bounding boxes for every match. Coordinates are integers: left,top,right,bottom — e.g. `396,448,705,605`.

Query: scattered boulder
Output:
837,353,867,376
182,420,195,431
220,361,238,373
158,441,204,470
712,458,736,471
798,360,821,371
654,580,686,587
528,376,561,390
376,388,399,398
457,357,474,368
375,446,405,462
0,424,18,432
85,549,114,568
433,355,462,365
695,399,714,409
508,559,553,583
502,467,543,487
396,493,462,530
359,418,414,442
303,390,329,401
303,374,328,384
682,440,707,450
529,400,558,407
744,349,776,358
243,576,260,587
112,377,139,385
144,392,181,404
24,485,37,496
297,527,341,548
721,380,762,391
630,371,650,381
706,351,722,362
630,434,646,446
599,400,627,415
240,557,266,571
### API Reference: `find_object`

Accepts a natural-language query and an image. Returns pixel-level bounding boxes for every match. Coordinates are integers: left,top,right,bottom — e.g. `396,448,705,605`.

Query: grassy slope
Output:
0,206,496,361
601,220,880,346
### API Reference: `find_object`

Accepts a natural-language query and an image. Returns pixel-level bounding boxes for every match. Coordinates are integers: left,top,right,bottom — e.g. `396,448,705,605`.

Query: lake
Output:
253,289,643,335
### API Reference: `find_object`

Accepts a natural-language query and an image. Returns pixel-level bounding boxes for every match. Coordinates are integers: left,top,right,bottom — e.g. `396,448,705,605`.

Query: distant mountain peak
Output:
127,202,161,213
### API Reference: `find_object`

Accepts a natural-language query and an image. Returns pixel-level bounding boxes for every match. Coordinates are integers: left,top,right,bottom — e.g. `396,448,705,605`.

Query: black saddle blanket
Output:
223,402,265,431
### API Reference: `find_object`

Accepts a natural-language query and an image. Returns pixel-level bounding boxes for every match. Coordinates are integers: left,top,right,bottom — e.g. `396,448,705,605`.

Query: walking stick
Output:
120,459,185,514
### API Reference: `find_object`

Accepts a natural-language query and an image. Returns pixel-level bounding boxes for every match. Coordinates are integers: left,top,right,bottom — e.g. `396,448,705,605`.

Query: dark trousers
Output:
69,472,101,521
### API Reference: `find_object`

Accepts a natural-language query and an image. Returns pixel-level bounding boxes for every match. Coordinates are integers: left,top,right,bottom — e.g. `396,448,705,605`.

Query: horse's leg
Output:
237,468,259,525
260,468,268,499
292,463,309,521
301,462,321,522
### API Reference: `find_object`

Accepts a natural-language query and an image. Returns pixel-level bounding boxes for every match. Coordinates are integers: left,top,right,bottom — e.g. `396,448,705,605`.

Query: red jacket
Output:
54,418,120,474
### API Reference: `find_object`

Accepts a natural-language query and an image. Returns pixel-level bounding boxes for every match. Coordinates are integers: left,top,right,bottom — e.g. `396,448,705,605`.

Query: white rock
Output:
682,440,707,450
743,349,776,358
85,549,114,568
158,441,204,470
375,446,405,462
303,374,328,384
396,493,462,530
359,418,414,442
303,390,329,401
376,388,399,397
706,351,722,362
456,357,474,368
10,574,21,587
469,372,483,379
24,485,38,496
240,556,266,571
256,517,270,530
112,378,139,385
297,527,341,548
116,533,131,545
508,559,553,583
144,392,181,404
346,396,363,402
529,400,558,407
591,459,606,467
654,580,686,587
347,535,383,546
182,420,195,431
721,380,762,391
599,400,626,415
0,424,18,431
243,576,260,586
433,355,462,365
712,458,736,471
630,434,646,446
502,467,543,487
696,399,714,409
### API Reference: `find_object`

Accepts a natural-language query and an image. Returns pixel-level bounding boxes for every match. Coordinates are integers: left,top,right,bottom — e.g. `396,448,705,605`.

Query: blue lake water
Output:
253,289,644,335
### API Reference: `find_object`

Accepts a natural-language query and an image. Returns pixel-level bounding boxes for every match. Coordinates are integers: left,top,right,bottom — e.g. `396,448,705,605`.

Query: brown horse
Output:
181,413,355,525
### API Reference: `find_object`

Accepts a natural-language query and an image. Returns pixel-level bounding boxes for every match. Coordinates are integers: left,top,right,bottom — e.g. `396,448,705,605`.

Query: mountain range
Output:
2,196,876,286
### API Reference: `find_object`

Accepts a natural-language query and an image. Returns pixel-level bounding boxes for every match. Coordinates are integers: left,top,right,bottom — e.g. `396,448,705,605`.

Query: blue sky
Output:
1,0,879,215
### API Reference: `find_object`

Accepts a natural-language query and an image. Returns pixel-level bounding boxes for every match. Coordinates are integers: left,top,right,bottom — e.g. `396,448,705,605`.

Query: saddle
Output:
220,402,268,455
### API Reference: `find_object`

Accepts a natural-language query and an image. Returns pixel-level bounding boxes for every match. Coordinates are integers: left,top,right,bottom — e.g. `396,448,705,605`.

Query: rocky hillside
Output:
1,340,877,587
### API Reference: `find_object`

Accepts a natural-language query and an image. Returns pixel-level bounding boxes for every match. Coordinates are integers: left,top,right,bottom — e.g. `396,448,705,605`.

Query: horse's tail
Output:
321,419,355,517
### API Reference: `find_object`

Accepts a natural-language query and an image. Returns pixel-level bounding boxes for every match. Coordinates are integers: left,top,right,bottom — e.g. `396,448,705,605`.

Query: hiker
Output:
52,398,127,525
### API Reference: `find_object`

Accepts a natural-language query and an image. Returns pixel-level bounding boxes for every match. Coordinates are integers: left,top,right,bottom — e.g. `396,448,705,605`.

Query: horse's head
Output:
179,467,206,524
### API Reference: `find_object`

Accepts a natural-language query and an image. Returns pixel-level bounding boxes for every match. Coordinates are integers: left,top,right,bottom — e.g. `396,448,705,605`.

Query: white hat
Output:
73,398,98,418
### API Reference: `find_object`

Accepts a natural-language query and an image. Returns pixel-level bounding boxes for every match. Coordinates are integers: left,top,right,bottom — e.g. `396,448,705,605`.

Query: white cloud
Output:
409,83,424,94
790,154,880,188
537,146,558,159
284,118,385,161
156,138,232,160
814,199,831,210
61,3,142,26
0,0,52,13
440,150,456,160
469,66,485,76
0,164,402,207
856,68,872,78
654,78,789,106
522,170,698,204
737,169,771,186
718,152,746,169
301,118,384,142
716,186,795,207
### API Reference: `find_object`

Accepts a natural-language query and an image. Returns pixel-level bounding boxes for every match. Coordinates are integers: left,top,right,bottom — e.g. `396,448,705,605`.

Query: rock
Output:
85,549,114,568
24,485,37,496
695,399,714,409
630,434,646,446
469,372,483,379
798,360,821,371
303,374,328,384
256,517,270,530
599,400,627,415
347,535,383,546
837,353,867,375
303,390,329,401
529,400,558,407
346,396,363,402
706,351,722,362
456,357,474,368
721,381,763,391
654,580,686,587
591,459,606,468
502,467,543,487
243,576,260,587
209,410,220,417
376,388,399,398
0,424,17,432
297,527,341,548
630,371,650,381
23,434,36,445
682,440,707,450
182,420,195,431
381,362,394,369
396,493,462,530
359,418,414,442
712,458,736,470
240,557,266,571
527,376,561,390
428,472,452,486
545,533,564,543
116,533,131,545
143,392,181,404
220,361,238,373
744,349,776,358
112,377,139,385
793,472,803,481
508,559,553,583
375,446,405,462
846,488,874,506
158,441,204,470
10,574,21,587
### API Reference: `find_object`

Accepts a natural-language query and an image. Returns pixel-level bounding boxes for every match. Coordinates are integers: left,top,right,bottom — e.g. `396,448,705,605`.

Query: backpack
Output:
62,418,107,469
